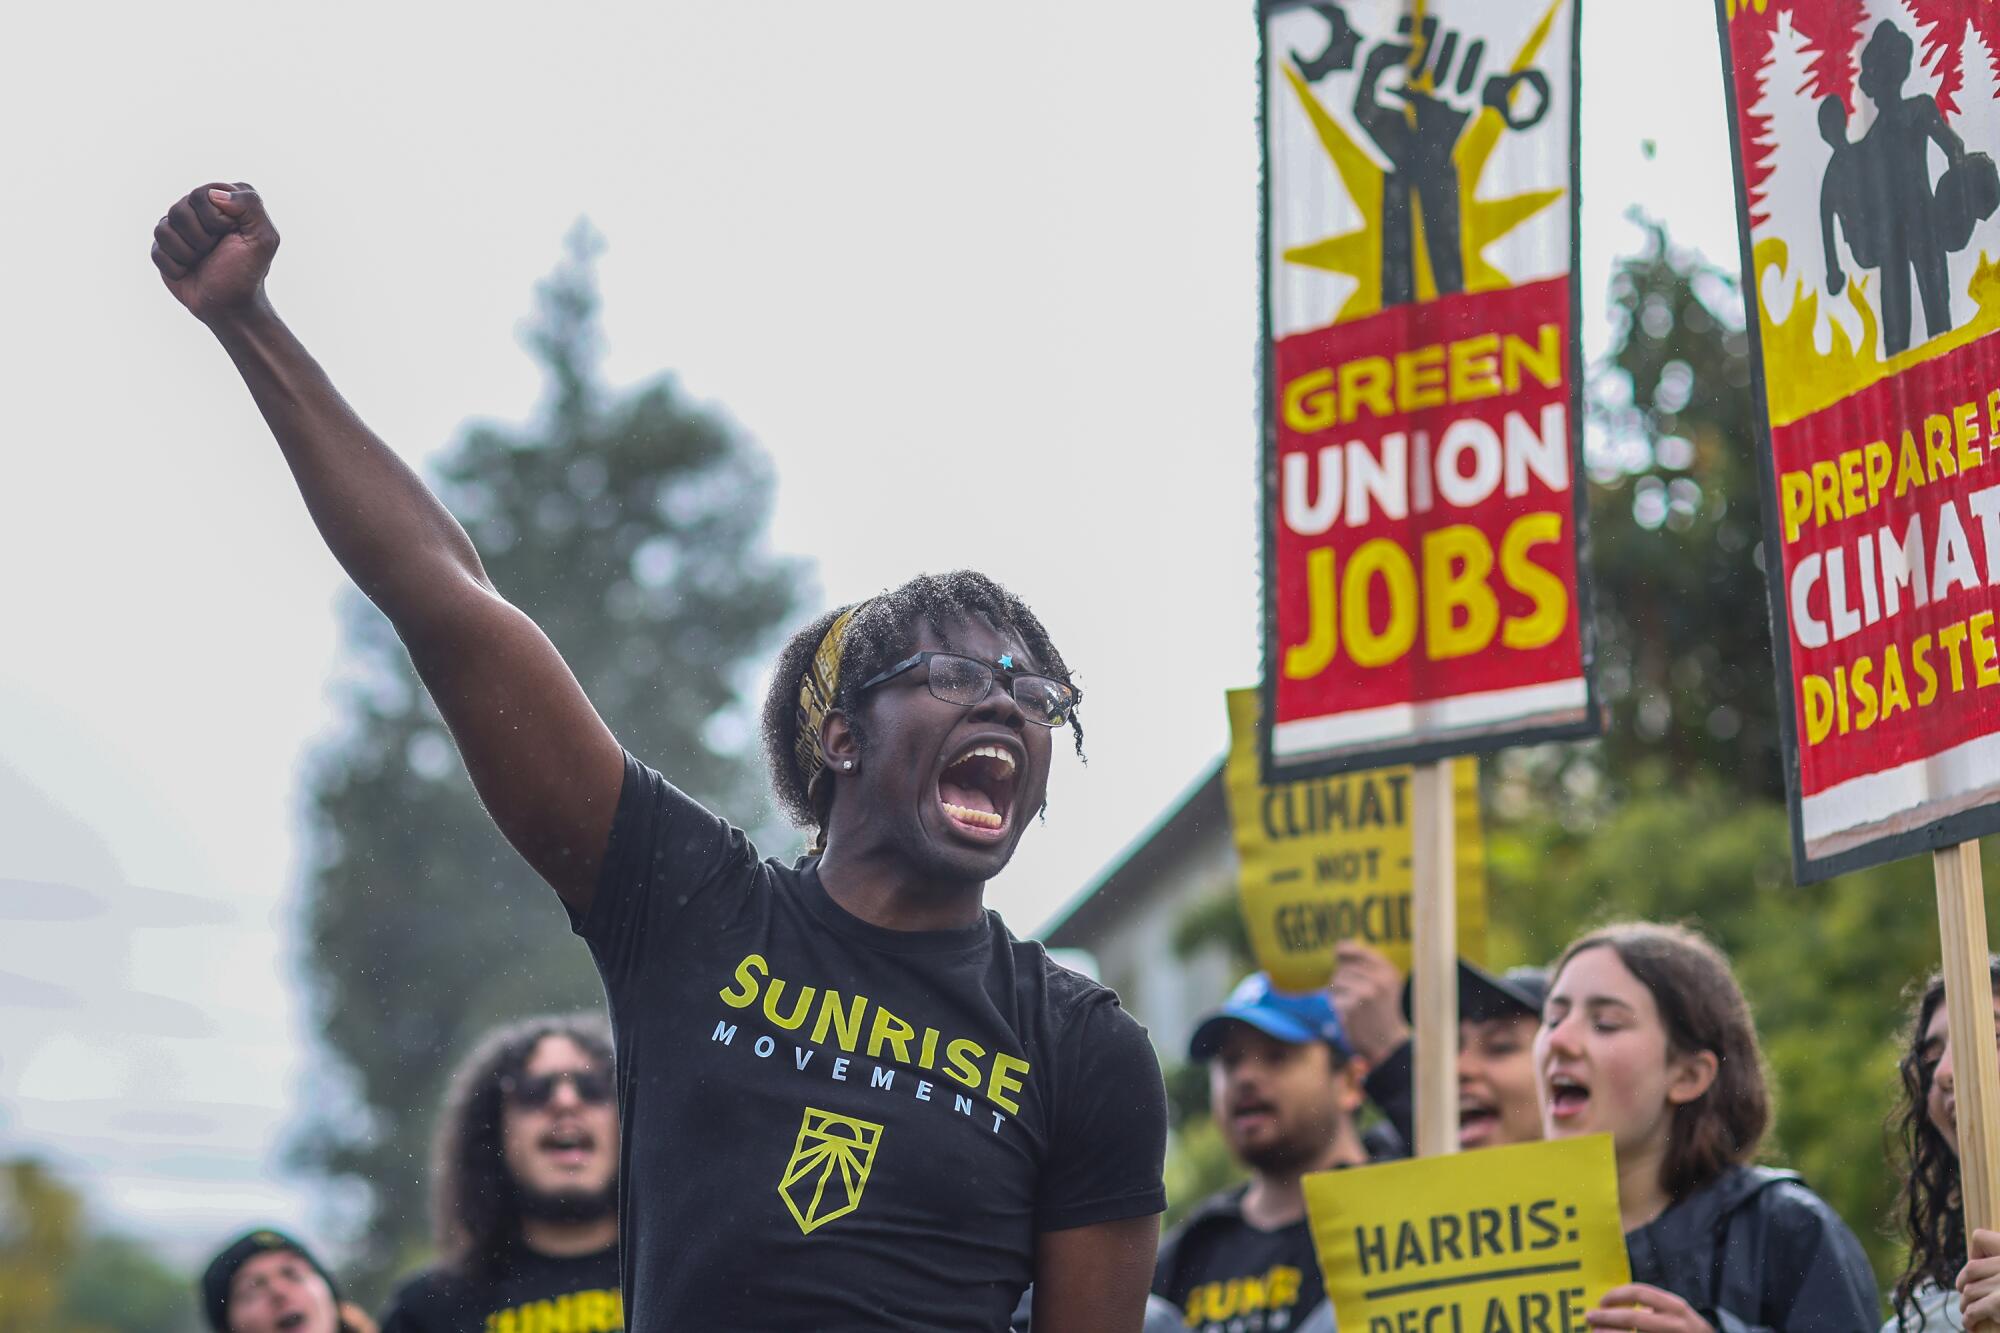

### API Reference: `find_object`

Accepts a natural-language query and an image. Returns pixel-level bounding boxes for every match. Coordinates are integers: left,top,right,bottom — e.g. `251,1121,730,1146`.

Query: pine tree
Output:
1747,12,1853,353
290,225,808,1290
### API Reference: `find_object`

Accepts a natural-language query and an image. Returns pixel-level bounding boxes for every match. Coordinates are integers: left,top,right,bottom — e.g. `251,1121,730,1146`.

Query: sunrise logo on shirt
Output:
779,1106,884,1235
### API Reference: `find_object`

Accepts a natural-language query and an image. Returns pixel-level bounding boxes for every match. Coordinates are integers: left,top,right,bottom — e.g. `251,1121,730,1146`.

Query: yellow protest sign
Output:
1224,688,1486,989
1305,1136,1629,1333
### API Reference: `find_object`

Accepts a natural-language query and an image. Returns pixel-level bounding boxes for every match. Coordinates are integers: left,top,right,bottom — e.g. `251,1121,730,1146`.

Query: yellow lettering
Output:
1959,400,1985,470
1282,369,1336,433
761,977,815,1030
1812,459,1842,527
1501,323,1562,392
1852,656,1878,731
1781,470,1813,543
988,1052,1031,1116
1838,449,1866,519
1499,512,1568,650
1449,333,1501,401
1803,674,1834,745
1338,356,1394,422
1881,644,1913,720
1864,440,1893,509
1915,634,1939,706
1927,413,1959,480
1422,525,1498,659
944,1037,987,1090
1897,429,1925,498
1941,623,1971,692
1284,547,1337,679
866,1007,916,1063
1342,539,1418,668
1395,345,1446,411
719,954,768,1008
1974,611,2000,686
810,990,867,1050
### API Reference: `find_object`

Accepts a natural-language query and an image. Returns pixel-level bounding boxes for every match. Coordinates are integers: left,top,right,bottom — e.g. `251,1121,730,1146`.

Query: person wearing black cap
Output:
1152,973,1377,1333
1330,941,1548,1153
199,1228,376,1333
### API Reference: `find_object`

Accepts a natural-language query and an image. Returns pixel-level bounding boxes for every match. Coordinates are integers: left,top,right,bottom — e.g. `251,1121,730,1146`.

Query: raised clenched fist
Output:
151,181,279,324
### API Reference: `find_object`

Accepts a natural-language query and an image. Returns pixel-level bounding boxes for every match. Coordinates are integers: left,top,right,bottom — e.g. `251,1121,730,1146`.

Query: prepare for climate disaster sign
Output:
1720,1,2000,878
1259,0,1595,779
1224,688,1487,989
1305,1136,1628,1333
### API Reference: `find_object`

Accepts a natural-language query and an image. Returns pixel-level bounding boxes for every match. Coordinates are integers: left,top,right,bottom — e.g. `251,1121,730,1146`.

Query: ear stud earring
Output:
843,761,854,770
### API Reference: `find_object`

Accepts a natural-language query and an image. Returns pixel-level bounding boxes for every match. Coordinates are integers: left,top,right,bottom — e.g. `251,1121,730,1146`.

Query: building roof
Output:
1038,759,1227,949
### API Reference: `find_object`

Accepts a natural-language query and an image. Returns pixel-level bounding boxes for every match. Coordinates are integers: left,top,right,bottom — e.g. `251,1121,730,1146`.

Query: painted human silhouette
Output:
1349,18,1549,308
1820,20,1982,357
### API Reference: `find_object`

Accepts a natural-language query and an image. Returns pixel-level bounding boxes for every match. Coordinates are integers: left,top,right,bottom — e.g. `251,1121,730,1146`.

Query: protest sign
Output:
1718,0,2000,1266
1718,2,2000,880
1224,687,1487,990
1258,0,1596,782
1304,1135,1628,1333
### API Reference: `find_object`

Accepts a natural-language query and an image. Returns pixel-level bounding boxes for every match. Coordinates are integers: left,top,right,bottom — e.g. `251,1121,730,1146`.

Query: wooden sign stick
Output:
1410,758,1459,1158
1936,841,2000,1275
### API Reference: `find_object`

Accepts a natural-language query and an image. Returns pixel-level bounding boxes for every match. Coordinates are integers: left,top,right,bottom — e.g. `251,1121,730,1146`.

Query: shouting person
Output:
200,1229,376,1333
1330,941,1546,1153
152,182,1167,1333
1153,973,1378,1333
381,1016,622,1333
1536,921,1878,1331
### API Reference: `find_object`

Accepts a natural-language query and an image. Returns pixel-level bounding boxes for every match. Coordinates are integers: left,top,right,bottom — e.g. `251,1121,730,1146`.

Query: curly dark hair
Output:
758,570,1084,841
1550,921,1770,1203
1889,958,2000,1328
428,1013,615,1278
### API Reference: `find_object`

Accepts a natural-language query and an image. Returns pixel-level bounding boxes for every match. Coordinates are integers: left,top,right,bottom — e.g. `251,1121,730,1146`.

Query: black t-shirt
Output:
1154,1189,1327,1333
572,753,1168,1332
378,1243,622,1333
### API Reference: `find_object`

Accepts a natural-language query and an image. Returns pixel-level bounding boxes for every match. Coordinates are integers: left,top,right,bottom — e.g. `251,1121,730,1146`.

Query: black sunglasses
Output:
502,1068,613,1109
855,651,1078,727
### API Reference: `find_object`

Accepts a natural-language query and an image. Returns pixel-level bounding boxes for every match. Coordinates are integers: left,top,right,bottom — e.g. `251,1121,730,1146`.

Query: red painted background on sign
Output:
1772,333,2000,794
1269,278,1582,727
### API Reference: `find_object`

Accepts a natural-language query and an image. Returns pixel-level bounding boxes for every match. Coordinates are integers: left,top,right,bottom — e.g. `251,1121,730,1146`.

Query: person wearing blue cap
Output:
1151,972,1379,1333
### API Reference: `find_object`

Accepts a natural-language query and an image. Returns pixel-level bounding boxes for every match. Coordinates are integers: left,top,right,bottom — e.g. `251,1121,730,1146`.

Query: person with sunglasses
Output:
152,182,1166,1333
380,1015,622,1333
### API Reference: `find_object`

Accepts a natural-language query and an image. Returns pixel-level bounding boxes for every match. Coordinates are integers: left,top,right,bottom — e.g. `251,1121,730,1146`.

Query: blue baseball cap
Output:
1188,972,1350,1061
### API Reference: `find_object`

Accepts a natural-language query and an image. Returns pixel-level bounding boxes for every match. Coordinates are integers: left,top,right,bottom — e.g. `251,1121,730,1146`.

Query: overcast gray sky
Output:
0,0,1742,1261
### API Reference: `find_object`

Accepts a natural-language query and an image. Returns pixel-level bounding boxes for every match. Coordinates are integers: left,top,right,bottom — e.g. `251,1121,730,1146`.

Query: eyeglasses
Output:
502,1068,613,1109
856,651,1078,727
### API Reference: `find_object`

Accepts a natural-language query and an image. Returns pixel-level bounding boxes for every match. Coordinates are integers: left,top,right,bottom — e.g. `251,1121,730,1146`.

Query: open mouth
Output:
938,742,1019,838
1458,1093,1499,1144
539,1124,597,1167
274,1314,307,1331
1228,1098,1277,1132
1547,1073,1591,1121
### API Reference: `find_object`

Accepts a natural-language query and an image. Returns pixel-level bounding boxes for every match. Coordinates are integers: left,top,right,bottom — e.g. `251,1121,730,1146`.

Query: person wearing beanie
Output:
199,1228,376,1333
1152,972,1379,1333
1329,941,1548,1153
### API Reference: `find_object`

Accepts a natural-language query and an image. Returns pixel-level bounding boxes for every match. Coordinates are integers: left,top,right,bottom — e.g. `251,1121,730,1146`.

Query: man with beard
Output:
1152,974,1375,1333
152,182,1165,1332
381,1016,622,1333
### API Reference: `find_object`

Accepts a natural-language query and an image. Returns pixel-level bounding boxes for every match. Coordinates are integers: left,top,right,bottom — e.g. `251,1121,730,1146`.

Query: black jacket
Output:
1626,1165,1881,1332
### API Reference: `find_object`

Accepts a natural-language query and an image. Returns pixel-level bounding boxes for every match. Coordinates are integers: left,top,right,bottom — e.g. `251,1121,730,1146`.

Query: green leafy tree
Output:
0,1158,194,1333
1574,219,1782,804
292,224,808,1290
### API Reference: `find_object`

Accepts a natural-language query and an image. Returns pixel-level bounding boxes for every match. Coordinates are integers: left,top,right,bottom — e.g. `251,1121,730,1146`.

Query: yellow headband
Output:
794,604,861,801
